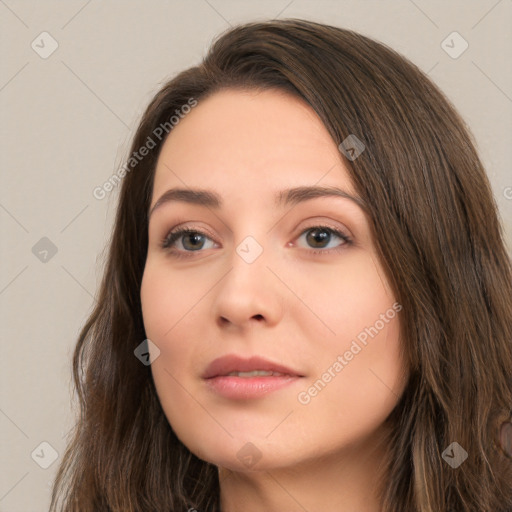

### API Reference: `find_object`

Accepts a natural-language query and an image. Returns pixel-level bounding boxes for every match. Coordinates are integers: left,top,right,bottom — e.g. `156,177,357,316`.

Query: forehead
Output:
152,88,356,204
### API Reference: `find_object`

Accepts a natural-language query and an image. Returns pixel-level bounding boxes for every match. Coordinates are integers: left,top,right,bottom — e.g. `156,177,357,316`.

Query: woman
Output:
50,18,512,511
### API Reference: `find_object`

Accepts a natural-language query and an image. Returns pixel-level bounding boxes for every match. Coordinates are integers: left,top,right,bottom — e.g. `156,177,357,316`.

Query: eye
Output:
161,227,216,254
160,224,352,258
295,225,351,254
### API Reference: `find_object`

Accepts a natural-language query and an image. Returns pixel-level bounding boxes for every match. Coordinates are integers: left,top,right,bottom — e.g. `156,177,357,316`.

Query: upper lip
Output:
202,355,303,379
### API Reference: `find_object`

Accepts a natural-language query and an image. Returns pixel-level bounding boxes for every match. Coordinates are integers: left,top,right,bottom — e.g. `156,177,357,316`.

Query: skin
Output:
140,88,408,511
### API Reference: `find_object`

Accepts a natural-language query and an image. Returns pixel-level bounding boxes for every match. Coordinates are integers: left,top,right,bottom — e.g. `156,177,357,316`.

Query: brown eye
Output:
162,228,216,253
180,232,207,251
297,225,351,252
305,227,333,248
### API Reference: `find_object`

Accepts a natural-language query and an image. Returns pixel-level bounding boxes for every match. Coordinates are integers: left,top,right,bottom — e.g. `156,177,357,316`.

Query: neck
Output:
218,425,390,512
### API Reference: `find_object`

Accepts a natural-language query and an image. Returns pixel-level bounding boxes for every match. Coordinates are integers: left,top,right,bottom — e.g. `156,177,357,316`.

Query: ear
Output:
500,420,512,457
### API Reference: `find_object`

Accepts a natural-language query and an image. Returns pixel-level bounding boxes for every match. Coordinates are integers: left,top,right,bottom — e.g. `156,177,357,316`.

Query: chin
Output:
182,430,310,473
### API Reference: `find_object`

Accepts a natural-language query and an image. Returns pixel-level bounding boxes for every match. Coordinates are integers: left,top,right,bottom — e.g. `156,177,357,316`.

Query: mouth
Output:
202,354,304,400
224,370,290,377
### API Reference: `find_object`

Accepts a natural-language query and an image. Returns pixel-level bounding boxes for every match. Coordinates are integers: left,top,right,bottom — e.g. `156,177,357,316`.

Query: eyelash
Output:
160,224,352,259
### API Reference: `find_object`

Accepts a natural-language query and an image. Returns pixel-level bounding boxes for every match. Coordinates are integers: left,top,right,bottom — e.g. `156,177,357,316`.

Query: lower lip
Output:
204,375,301,399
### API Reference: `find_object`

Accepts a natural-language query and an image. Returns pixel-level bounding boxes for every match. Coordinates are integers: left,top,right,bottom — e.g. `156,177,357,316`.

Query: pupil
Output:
307,228,330,248
184,233,204,250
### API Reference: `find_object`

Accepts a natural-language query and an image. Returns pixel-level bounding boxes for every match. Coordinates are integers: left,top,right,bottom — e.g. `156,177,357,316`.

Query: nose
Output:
211,239,285,330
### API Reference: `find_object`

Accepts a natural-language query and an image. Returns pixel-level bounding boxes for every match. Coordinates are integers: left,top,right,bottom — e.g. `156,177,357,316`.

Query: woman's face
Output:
140,88,407,471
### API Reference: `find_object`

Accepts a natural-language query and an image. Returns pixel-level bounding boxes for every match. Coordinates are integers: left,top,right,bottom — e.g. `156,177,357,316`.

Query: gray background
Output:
1,1,511,510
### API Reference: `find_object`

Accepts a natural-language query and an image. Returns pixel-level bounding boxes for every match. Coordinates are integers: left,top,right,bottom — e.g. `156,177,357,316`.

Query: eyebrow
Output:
148,185,367,219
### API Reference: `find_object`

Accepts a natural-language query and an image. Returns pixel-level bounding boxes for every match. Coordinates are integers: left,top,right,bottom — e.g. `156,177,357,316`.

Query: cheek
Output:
140,265,207,381
295,252,405,429
140,264,194,393
141,266,210,452
295,316,404,447
140,264,209,385
290,250,397,347
140,259,212,346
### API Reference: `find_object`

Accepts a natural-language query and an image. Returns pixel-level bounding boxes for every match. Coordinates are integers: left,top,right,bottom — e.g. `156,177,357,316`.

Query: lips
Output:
202,355,302,379
202,355,304,399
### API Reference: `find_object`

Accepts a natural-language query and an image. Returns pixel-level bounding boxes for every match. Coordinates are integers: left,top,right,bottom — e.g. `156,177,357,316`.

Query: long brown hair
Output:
50,19,512,511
